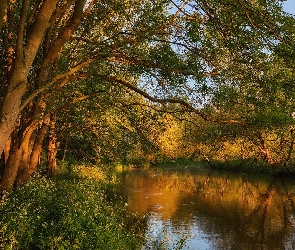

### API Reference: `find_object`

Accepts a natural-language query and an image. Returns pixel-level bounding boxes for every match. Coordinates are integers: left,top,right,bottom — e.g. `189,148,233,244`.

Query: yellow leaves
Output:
194,127,295,166
195,138,254,162
158,126,182,158
157,114,184,158
220,139,257,160
73,165,105,181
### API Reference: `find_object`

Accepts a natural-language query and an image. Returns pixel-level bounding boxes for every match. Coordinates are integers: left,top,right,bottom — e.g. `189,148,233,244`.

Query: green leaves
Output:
0,171,141,249
2,0,295,177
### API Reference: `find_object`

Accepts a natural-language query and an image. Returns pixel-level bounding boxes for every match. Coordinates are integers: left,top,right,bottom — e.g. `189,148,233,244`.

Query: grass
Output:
0,164,143,250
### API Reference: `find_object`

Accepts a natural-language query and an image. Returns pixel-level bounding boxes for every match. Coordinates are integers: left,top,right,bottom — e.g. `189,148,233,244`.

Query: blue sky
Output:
283,0,295,15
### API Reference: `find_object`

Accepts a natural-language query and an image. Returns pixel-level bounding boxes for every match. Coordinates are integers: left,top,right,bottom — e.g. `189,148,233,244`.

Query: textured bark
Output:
29,116,50,172
17,115,51,185
0,84,27,154
61,137,68,162
0,0,92,191
17,143,34,185
3,138,11,165
47,114,59,177
38,0,86,82
0,0,58,153
0,144,22,193
0,124,37,192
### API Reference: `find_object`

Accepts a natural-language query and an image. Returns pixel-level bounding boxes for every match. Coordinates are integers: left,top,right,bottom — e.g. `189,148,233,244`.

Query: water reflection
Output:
117,167,295,249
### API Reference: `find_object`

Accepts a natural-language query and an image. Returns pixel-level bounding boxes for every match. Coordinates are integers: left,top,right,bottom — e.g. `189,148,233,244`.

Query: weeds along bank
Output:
0,164,143,250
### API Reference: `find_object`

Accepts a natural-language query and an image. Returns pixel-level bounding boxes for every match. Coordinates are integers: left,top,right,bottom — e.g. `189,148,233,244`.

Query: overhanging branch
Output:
20,59,95,111
107,75,244,125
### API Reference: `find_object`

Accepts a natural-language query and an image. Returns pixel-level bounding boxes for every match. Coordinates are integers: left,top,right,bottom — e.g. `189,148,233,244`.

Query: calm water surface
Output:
112,166,295,249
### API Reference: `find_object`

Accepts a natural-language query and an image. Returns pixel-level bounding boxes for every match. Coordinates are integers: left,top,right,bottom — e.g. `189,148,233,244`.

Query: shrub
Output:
0,169,141,249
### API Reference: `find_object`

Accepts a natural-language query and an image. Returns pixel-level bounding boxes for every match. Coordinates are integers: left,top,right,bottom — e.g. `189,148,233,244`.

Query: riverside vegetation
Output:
1,1,295,249
1,0,295,192
0,163,144,250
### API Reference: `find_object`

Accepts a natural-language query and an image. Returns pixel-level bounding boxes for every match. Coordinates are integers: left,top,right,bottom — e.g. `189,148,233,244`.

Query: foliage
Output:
0,167,143,250
1,0,295,192
54,82,164,164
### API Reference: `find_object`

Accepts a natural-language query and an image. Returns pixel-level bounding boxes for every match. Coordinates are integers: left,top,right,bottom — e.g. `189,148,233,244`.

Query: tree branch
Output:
20,59,95,111
15,0,30,63
39,0,87,81
24,0,58,70
107,76,244,125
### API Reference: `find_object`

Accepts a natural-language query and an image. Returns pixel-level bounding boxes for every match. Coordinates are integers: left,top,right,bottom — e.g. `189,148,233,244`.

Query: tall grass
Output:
0,165,142,249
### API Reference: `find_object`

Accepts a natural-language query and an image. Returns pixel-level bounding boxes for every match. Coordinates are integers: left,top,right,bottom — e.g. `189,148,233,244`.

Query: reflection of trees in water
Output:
173,171,295,250
120,169,295,249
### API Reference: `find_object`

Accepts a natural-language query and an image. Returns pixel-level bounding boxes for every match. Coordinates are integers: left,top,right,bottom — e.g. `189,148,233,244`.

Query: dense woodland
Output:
1,0,295,193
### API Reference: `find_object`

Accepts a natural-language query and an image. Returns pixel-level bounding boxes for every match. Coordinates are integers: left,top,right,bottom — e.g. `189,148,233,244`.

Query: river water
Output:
112,166,295,249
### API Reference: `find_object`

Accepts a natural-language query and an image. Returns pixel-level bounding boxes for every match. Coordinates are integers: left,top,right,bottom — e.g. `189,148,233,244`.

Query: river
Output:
109,165,295,249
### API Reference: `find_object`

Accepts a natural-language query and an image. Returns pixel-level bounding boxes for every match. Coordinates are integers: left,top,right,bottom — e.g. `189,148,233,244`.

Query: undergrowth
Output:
0,164,142,250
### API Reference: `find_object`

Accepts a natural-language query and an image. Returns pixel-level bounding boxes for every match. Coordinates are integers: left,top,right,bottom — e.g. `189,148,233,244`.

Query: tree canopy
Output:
0,0,295,191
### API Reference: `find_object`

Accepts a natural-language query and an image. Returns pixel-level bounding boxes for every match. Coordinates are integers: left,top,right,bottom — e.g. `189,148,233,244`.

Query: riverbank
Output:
1,158,294,249
205,158,295,176
0,164,143,249
154,158,295,176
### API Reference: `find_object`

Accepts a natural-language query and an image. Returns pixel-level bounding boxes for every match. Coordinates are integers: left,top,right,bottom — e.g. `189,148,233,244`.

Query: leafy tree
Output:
0,0,294,192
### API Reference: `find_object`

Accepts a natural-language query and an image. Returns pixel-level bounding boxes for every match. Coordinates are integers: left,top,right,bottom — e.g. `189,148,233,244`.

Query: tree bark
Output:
0,144,22,193
61,137,68,162
3,137,11,165
0,84,27,154
17,115,51,185
0,123,37,192
0,0,58,153
0,0,92,191
47,114,59,177
258,133,273,165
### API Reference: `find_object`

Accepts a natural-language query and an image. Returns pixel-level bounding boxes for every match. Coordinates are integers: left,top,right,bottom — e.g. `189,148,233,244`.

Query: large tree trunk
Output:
0,123,37,192
0,1,91,193
0,97,48,191
0,84,27,154
0,144,22,193
0,0,58,153
28,116,51,177
16,115,51,185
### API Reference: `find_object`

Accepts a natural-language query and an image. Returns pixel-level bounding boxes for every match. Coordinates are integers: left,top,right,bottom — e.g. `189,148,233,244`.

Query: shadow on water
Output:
108,166,295,249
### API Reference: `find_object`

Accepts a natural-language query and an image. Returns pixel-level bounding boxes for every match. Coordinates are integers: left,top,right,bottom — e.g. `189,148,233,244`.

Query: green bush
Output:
0,172,141,250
